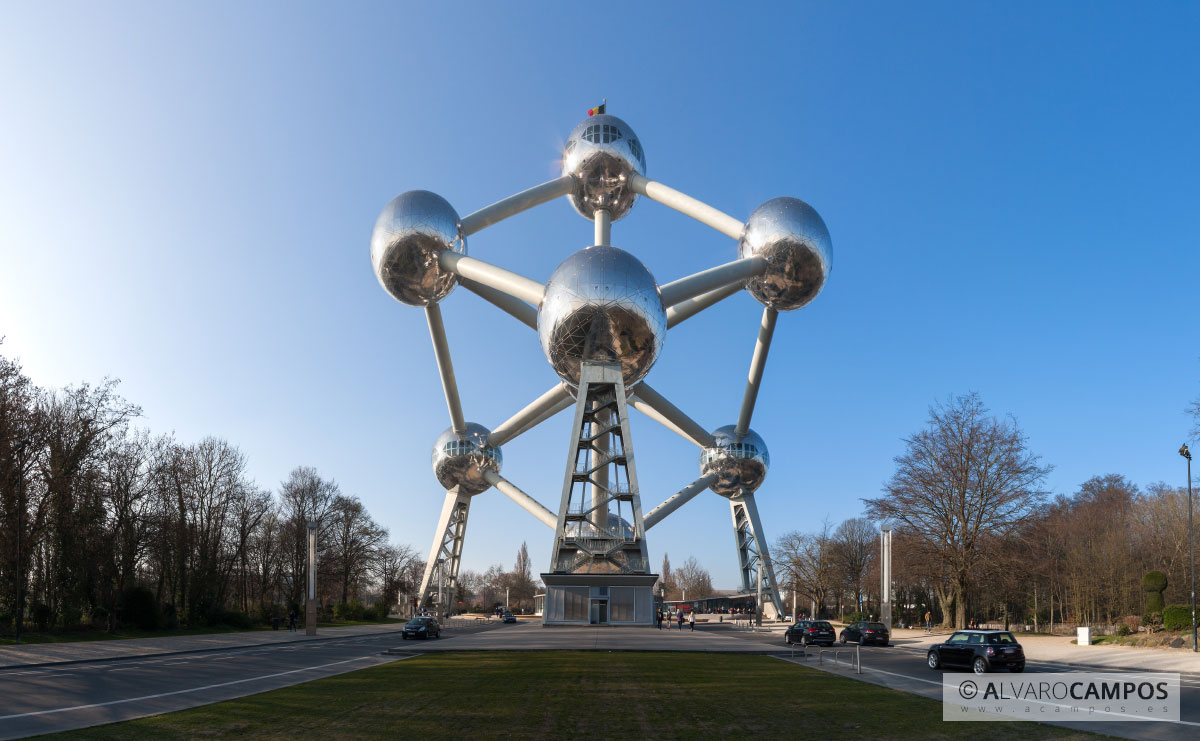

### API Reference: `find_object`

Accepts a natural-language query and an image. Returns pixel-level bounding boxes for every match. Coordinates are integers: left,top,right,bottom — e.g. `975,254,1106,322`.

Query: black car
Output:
927,630,1025,674
401,616,441,640
840,621,890,646
785,620,836,646
502,612,517,624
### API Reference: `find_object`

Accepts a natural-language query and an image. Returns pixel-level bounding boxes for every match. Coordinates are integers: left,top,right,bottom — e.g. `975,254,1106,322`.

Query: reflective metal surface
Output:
538,246,665,388
699,425,770,497
370,190,465,306
431,422,502,496
565,512,634,540
561,114,646,221
738,197,831,311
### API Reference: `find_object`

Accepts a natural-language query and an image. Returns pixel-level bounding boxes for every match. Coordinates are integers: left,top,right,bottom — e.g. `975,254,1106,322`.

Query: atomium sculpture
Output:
371,112,832,624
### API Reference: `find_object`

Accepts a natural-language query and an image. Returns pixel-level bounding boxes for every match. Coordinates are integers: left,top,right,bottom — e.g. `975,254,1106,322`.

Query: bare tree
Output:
864,393,1050,629
674,556,712,600
775,521,835,617
832,517,876,614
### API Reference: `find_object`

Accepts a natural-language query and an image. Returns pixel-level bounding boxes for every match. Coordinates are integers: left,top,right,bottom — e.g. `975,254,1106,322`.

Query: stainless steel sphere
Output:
561,114,646,221
370,190,465,306
538,245,665,388
431,422,501,496
738,197,832,311
699,425,770,497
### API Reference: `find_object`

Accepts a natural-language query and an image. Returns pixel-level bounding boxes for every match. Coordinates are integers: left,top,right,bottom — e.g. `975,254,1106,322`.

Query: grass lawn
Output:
45,651,1102,740
0,619,404,646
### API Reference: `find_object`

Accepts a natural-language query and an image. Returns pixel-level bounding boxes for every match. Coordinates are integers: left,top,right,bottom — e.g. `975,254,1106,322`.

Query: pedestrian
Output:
288,609,297,632
656,609,663,629
924,610,932,634
678,611,685,630
689,611,695,632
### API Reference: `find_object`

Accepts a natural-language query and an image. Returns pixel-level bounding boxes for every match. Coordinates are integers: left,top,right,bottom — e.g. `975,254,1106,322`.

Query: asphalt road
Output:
709,626,1200,741
0,623,499,739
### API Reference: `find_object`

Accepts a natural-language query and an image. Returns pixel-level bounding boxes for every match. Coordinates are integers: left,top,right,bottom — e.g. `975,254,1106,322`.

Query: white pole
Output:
630,383,715,448
425,304,466,433
438,251,545,306
460,175,575,235
659,256,767,308
506,587,510,609
594,209,611,246
735,307,778,437
628,173,745,240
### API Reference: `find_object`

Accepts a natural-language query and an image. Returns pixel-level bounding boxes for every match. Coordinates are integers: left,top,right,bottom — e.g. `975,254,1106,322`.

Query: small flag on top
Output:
587,100,606,116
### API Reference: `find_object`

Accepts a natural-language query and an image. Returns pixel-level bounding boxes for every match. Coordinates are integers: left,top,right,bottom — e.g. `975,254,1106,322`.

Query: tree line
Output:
0,348,422,634
774,392,1196,632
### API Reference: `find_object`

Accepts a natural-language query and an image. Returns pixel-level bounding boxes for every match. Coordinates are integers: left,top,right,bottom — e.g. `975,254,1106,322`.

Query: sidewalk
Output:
0,622,408,670
888,627,1200,673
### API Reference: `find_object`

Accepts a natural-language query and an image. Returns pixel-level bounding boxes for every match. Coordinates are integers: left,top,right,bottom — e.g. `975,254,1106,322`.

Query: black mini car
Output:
401,616,441,640
927,630,1025,674
839,621,890,646
785,620,836,646
502,612,517,624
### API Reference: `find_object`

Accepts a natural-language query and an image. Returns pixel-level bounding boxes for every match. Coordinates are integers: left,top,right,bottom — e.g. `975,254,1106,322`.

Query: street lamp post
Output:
14,438,30,645
306,521,318,636
881,525,893,630
1180,444,1196,653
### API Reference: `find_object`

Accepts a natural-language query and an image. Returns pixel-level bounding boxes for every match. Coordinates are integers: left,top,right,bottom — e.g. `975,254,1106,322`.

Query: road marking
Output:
0,655,396,721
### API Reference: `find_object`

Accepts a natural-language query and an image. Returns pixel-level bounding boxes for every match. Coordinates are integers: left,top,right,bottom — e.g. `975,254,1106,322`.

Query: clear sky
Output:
2,1,1198,590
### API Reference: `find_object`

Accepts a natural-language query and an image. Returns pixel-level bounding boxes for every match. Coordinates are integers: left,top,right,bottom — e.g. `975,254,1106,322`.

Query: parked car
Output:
402,616,441,640
840,621,891,646
927,630,1025,674
502,611,517,624
785,620,836,646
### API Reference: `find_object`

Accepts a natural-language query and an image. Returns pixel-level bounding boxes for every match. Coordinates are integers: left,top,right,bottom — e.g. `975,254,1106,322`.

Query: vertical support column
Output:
306,521,318,636
417,487,472,614
729,492,785,620
590,402,610,532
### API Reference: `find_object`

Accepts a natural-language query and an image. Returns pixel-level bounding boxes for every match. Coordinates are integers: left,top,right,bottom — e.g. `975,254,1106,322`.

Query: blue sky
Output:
2,1,1198,589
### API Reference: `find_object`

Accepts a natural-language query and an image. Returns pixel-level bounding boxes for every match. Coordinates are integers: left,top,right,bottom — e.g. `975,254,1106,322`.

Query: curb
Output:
0,627,409,671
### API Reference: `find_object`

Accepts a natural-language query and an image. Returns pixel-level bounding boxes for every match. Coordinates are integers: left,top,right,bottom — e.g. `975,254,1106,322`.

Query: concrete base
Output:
540,573,658,626
305,599,317,636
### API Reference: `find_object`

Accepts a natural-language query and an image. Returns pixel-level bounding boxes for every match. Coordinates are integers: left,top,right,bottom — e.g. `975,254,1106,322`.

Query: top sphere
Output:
561,114,646,221
370,190,465,306
538,245,665,389
738,197,832,311
699,425,770,498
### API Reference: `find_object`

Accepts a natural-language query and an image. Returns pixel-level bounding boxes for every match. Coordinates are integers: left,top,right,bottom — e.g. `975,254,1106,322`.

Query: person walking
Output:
656,609,663,629
688,611,695,632
288,609,297,632
677,611,685,630
924,610,932,634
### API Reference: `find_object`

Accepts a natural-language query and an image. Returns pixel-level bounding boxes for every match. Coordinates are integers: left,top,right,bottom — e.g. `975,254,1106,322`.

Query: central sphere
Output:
431,423,501,496
699,425,770,498
538,245,665,388
561,114,646,221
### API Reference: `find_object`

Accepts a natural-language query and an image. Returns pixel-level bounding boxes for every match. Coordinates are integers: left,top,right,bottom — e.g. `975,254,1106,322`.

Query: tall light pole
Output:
14,438,30,645
881,525,893,630
306,521,318,636
1180,444,1196,653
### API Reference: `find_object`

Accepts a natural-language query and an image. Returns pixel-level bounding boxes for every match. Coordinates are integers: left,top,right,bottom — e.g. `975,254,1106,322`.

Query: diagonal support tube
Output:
665,280,744,328
458,277,538,330
460,176,575,236
628,173,745,240
735,307,778,437
630,382,714,448
488,383,573,447
659,256,767,309
644,474,718,530
425,304,466,433
483,470,558,529
439,251,545,307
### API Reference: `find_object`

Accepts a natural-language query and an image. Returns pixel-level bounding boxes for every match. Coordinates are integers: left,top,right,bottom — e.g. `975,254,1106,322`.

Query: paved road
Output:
0,623,500,739
708,626,1200,741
